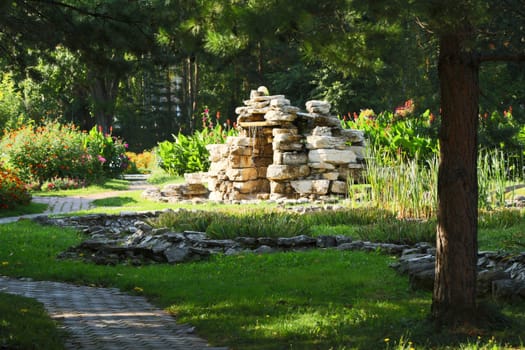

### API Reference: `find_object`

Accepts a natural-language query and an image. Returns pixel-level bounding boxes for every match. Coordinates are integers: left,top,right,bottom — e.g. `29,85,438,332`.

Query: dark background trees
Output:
2,1,521,151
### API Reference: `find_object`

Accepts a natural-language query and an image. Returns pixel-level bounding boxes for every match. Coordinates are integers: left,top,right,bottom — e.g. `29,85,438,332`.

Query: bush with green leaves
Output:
83,126,129,178
157,107,237,175
0,163,31,209
0,120,129,186
341,102,439,160
0,121,101,185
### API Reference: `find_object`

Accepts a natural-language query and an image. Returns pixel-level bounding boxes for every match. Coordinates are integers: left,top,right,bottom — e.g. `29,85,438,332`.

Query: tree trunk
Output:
88,69,120,135
431,33,480,327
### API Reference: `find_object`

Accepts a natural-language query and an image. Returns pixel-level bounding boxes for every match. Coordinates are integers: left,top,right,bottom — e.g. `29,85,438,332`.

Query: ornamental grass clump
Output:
152,209,310,239
364,147,438,219
206,211,310,239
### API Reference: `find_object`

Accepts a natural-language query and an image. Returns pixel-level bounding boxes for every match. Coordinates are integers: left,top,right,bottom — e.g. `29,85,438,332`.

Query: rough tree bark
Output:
431,32,480,327
88,69,120,135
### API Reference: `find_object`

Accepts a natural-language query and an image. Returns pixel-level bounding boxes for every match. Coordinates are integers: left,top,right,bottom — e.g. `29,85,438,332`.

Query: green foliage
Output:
157,107,237,175
0,120,129,186
152,209,310,239
478,149,509,209
363,147,439,219
83,126,129,178
303,207,396,226
356,219,437,245
341,104,439,160
0,163,31,209
157,132,209,176
206,210,309,239
478,209,524,229
0,293,66,349
0,121,100,184
0,72,25,132
479,108,525,177
154,210,220,233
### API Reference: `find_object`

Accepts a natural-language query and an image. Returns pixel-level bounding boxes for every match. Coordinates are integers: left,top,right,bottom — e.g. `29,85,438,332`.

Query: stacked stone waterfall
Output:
206,87,366,201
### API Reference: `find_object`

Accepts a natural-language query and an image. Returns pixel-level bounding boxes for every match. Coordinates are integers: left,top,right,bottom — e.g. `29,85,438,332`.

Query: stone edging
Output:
32,209,525,302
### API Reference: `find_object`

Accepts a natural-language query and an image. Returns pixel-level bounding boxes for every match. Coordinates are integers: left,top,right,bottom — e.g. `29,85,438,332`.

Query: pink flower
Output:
97,155,106,163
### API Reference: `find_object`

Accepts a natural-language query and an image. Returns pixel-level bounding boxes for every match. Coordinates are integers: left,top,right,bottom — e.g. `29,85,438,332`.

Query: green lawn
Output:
1,181,524,349
1,217,525,349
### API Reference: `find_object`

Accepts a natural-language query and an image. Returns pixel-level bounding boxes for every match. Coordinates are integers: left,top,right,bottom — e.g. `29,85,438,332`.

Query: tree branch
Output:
480,53,525,63
32,0,144,26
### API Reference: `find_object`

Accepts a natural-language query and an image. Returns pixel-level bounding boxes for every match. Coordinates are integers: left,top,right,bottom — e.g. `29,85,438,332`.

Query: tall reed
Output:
478,148,508,209
359,146,512,218
362,146,438,219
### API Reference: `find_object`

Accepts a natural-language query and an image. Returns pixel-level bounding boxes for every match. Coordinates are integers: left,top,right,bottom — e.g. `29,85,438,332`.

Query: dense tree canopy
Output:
1,1,522,149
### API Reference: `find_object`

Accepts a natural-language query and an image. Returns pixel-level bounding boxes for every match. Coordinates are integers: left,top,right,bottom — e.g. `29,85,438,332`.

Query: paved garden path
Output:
0,179,154,224
0,276,226,350
0,179,227,349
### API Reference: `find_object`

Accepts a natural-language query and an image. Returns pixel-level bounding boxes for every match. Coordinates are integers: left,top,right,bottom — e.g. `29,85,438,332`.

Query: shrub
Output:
0,163,31,209
341,105,439,161
40,177,86,192
83,126,129,178
0,120,101,185
157,107,237,175
0,121,129,186
157,132,210,176
356,219,437,245
303,207,396,226
206,211,310,239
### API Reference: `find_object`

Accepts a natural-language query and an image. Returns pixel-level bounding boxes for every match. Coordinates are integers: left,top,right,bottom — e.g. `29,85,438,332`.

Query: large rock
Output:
228,136,256,147
308,149,357,164
206,144,229,162
282,152,308,165
264,110,297,122
226,168,258,181
272,134,303,152
229,155,255,168
290,180,330,195
267,165,310,181
233,179,269,194
306,135,347,150
330,181,348,194
340,129,365,143
306,100,331,114
269,98,290,107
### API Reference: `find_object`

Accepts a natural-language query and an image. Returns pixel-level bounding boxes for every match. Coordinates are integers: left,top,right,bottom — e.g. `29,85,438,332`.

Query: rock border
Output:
32,210,525,302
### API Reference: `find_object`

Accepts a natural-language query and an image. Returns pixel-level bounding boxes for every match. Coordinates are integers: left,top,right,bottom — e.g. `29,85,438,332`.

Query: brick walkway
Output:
0,277,226,349
0,180,227,349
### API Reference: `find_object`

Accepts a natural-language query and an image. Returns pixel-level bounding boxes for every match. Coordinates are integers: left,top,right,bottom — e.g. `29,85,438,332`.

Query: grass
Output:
1,213,525,349
0,202,48,218
0,292,66,349
146,172,185,185
1,172,525,348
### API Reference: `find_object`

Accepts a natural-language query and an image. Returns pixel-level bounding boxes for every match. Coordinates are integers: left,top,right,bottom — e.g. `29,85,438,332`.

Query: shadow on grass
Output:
0,202,48,218
93,196,137,207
